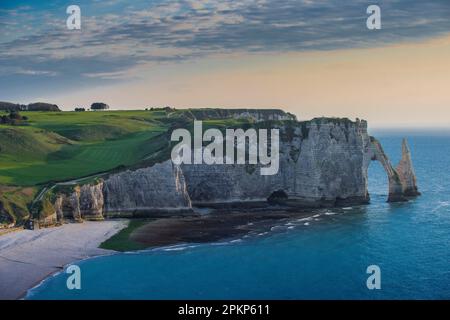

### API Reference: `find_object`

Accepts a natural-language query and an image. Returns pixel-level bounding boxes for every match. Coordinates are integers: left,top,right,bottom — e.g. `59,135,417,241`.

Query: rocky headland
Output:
32,114,420,226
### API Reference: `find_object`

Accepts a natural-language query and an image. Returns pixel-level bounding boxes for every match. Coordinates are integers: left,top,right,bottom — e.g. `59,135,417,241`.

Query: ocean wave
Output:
270,226,286,231
163,247,188,252
296,217,313,222
145,243,203,253
432,201,450,212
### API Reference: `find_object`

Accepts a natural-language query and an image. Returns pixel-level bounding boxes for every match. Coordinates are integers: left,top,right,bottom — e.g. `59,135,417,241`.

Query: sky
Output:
1,0,450,128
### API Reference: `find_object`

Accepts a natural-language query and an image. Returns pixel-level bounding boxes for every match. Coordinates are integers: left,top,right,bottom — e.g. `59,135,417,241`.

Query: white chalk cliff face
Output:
46,117,420,221
103,161,192,216
182,119,371,207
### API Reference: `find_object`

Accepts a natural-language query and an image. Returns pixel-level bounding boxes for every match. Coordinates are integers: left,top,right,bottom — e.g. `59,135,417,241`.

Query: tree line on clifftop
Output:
0,101,113,112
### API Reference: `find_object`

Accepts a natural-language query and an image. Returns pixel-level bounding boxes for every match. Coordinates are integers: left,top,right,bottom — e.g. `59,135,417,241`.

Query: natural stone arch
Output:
369,137,420,202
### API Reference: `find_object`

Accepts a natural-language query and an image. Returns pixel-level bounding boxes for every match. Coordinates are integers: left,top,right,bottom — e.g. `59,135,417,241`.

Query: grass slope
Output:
99,219,149,252
0,110,168,186
0,186,37,225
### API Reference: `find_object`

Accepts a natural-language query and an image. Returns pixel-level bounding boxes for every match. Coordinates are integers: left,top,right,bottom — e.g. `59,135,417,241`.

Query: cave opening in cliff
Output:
267,190,288,205
368,160,389,203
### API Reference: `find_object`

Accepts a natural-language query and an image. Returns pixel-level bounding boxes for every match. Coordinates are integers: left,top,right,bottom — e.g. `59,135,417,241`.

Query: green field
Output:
99,219,149,252
0,110,170,186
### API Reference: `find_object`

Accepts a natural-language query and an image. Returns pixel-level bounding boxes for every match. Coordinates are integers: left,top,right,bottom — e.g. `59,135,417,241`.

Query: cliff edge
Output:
32,116,420,224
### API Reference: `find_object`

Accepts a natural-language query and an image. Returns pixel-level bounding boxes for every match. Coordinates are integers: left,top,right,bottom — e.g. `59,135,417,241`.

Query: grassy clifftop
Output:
0,110,170,186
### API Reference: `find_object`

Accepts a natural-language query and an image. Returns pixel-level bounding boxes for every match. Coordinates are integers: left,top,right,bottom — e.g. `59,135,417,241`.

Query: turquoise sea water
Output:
28,133,450,299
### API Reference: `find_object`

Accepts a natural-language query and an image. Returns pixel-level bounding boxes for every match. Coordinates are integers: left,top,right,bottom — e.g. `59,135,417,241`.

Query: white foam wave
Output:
163,247,188,252
432,201,450,212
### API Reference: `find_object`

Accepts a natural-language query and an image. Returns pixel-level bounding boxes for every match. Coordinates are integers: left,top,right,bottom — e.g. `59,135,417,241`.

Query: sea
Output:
27,132,450,299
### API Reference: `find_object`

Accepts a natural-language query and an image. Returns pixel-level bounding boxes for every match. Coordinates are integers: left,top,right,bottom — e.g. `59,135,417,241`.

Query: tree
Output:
0,111,27,125
74,107,86,112
27,103,61,112
91,102,109,110
9,111,22,120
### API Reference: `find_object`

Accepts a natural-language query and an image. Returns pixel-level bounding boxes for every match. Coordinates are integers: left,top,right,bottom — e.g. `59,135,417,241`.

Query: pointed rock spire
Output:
396,138,421,197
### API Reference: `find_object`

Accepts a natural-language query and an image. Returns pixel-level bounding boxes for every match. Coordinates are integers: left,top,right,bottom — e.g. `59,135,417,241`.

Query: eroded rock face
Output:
46,118,420,220
79,183,104,220
182,119,371,207
103,161,192,217
54,196,64,221
52,183,104,222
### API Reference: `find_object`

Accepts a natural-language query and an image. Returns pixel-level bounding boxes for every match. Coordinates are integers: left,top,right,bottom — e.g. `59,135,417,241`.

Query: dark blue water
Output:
27,134,450,299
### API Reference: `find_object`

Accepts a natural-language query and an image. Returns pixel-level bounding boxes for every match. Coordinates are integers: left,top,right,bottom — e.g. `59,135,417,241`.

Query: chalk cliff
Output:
53,183,105,222
40,117,420,223
182,118,371,207
103,161,192,216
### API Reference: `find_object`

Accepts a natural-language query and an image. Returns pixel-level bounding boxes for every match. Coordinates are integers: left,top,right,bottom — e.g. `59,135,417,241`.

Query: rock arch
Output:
369,137,420,202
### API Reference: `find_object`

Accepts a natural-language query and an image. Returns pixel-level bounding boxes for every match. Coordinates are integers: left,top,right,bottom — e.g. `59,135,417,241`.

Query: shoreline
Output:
0,220,127,300
25,248,122,300
2,209,324,300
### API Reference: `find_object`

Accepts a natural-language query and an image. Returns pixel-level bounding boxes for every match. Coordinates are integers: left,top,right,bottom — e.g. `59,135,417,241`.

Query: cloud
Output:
1,0,450,100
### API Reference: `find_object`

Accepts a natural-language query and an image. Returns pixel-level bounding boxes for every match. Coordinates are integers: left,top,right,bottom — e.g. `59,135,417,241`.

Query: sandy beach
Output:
0,220,127,300
0,211,316,300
